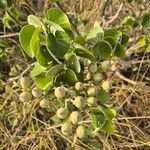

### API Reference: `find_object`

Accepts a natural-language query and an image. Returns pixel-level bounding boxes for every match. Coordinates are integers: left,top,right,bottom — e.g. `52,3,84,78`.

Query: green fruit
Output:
67,89,76,97
101,61,110,70
87,97,96,107
75,82,84,91
56,107,68,119
93,73,103,82
0,0,7,9
73,96,84,110
19,91,32,102
61,122,72,136
32,87,42,98
102,80,111,92
39,99,50,108
87,87,96,96
88,63,97,73
70,111,80,124
20,76,32,89
76,126,86,139
54,87,66,98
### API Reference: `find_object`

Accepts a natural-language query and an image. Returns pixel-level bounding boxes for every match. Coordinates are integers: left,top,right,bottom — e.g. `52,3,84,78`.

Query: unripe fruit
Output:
54,87,66,98
111,64,117,71
70,111,80,124
19,91,32,102
102,80,111,92
20,76,32,89
73,96,84,110
87,87,96,96
61,122,72,136
87,97,96,107
76,126,86,139
56,107,68,119
88,63,98,73
67,89,76,97
32,87,42,98
93,73,103,82
75,82,84,91
101,61,110,70
39,99,50,108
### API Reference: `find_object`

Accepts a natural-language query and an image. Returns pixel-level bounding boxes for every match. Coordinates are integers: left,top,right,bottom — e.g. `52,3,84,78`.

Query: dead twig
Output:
0,33,19,39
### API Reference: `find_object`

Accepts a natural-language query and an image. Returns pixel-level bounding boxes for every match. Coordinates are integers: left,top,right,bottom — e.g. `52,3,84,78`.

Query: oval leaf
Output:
28,15,43,28
114,43,126,58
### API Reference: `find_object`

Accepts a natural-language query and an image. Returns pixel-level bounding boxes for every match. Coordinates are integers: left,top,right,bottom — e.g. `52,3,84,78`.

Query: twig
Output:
106,2,124,26
118,116,150,120
115,71,137,85
0,33,19,39
100,0,110,18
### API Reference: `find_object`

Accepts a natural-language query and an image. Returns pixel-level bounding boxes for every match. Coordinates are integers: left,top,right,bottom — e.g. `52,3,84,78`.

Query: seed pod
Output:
75,82,84,91
87,87,96,96
70,111,80,124
61,122,72,136
88,63,97,73
101,61,110,70
20,76,32,89
76,126,86,139
73,96,84,110
19,91,32,102
56,107,68,119
87,97,96,107
93,73,103,82
32,87,42,98
102,80,111,92
67,89,76,97
39,99,50,108
54,87,66,98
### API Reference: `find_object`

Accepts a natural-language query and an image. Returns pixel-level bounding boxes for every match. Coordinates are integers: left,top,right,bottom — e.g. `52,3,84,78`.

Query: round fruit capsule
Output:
87,97,96,107
101,61,110,70
87,87,96,96
19,91,32,102
54,87,66,98
93,73,103,82
76,126,86,139
75,82,84,91
67,89,76,97
70,111,80,125
20,76,32,89
39,99,50,108
88,63,97,73
102,80,111,92
32,87,42,98
61,122,72,136
56,107,68,119
0,0,7,9
73,96,84,110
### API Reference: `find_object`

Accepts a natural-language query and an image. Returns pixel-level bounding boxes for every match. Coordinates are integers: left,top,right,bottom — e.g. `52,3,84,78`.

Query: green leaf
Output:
122,16,134,27
114,43,126,58
97,89,110,104
86,22,104,40
104,28,121,40
74,43,95,61
90,108,107,128
93,41,112,59
104,36,116,49
27,15,43,28
46,8,71,31
141,13,150,28
35,74,53,90
101,120,114,134
74,35,85,46
46,64,64,79
67,54,81,73
47,31,70,57
0,0,7,9
37,45,54,66
19,25,36,58
121,33,129,45
102,107,116,120
30,28,42,56
138,36,146,46
30,63,47,77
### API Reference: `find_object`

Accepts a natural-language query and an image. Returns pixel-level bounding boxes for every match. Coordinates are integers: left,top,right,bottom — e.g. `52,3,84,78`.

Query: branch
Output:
0,33,19,39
